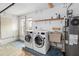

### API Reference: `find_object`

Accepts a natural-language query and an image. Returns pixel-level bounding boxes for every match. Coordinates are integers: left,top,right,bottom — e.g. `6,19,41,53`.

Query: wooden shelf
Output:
32,18,64,22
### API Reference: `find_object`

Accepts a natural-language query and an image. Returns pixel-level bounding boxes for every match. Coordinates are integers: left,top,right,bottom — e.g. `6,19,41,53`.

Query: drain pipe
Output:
0,3,15,14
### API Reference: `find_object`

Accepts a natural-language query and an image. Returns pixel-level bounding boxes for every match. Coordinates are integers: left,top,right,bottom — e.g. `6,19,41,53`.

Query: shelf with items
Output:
32,18,64,22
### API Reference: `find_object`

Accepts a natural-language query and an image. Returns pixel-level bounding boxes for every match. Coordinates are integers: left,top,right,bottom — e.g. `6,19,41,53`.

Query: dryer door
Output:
25,35,31,42
71,18,79,26
34,35,44,48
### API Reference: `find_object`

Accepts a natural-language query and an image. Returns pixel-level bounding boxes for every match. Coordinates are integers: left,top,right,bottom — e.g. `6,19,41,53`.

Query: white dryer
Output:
33,31,50,54
24,30,33,49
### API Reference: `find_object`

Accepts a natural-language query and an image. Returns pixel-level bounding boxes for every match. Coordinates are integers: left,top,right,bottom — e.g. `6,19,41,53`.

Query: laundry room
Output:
0,3,79,56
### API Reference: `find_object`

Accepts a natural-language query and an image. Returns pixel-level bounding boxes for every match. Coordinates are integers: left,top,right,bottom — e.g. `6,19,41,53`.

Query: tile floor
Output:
0,40,25,56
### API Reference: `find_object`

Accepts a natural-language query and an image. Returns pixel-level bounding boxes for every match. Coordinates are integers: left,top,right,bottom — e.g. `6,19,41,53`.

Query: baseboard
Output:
0,37,18,45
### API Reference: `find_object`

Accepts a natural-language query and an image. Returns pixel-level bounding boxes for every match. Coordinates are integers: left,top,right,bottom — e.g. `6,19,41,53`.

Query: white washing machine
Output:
33,31,50,54
24,30,33,49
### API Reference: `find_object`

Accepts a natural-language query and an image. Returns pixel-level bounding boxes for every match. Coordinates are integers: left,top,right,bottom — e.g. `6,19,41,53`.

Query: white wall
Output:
68,3,79,16
19,6,66,32
0,13,18,44
25,7,66,20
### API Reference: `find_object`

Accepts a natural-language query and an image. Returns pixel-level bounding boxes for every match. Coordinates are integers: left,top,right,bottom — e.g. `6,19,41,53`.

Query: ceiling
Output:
0,3,11,11
0,3,65,16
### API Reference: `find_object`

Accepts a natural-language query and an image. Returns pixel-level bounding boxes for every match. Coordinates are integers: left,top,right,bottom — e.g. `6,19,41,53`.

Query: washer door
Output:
71,18,79,26
25,35,31,42
35,35,44,48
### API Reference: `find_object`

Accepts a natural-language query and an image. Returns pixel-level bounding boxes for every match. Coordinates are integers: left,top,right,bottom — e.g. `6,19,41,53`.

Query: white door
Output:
19,18,25,40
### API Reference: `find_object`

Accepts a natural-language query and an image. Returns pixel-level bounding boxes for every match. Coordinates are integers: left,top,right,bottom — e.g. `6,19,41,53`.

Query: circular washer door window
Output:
25,35,31,42
71,18,79,26
35,35,44,48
